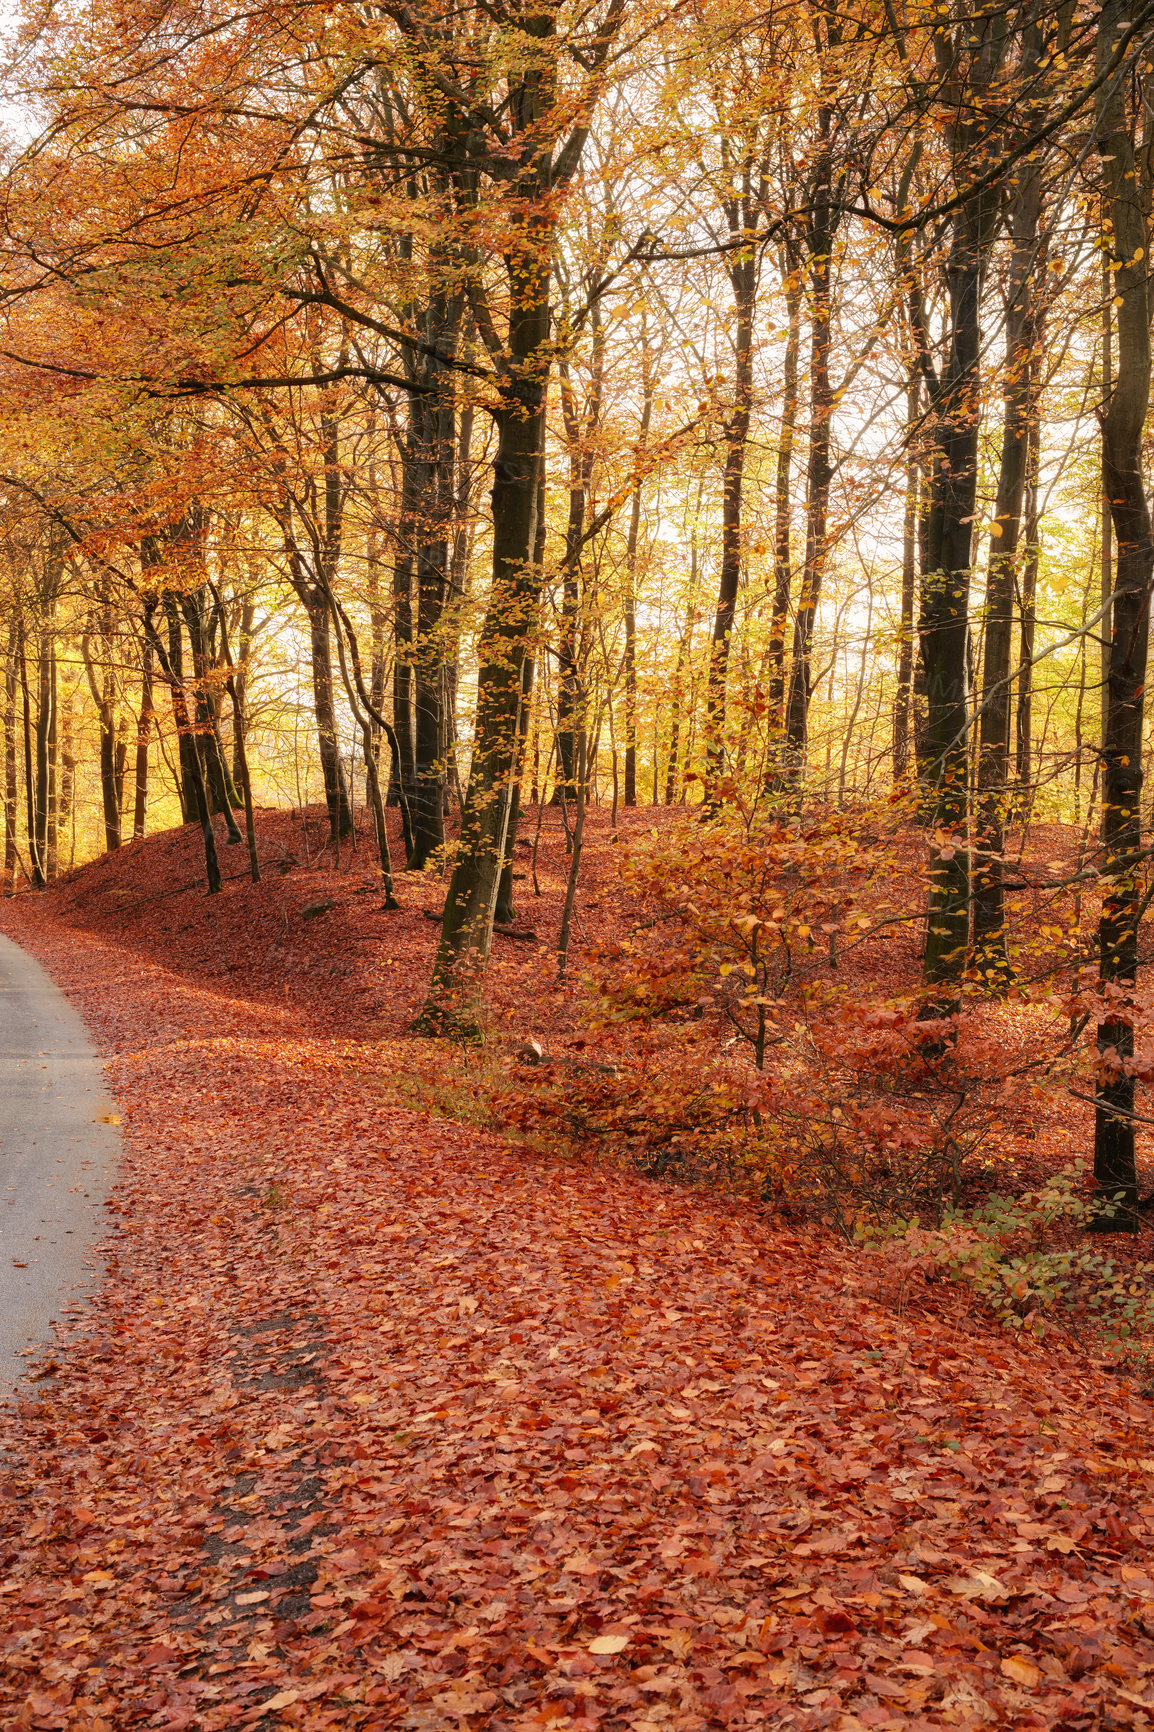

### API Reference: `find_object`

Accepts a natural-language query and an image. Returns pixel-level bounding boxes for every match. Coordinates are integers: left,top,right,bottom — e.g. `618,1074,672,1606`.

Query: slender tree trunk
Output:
1100,243,1113,767
205,580,261,885
706,251,756,795
392,458,417,806
34,615,53,876
893,361,920,785
59,698,74,870
133,636,152,840
665,529,699,806
3,618,15,894
162,596,198,824
81,621,123,854
623,322,654,808
496,468,546,926
182,588,242,841
784,83,838,773
307,593,353,840
553,309,604,805
411,277,463,868
1014,409,1041,791
18,625,42,886
1091,4,1151,1230
231,595,255,794
557,727,587,975
143,599,222,893
766,254,802,784
554,454,582,803
973,165,1043,971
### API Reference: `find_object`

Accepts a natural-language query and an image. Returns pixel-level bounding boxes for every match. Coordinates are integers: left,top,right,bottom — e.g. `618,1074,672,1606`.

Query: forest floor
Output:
2,806,1154,1732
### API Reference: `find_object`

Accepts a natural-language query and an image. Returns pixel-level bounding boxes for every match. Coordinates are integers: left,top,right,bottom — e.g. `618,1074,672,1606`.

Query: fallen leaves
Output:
1001,1654,1042,1687
1,814,1154,1729
588,1633,630,1655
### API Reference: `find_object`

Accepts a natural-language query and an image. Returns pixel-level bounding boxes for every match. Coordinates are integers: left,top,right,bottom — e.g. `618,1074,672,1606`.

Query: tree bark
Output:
1014,410,1041,793
623,319,654,808
143,598,222,894
1091,1,1151,1230
133,635,153,840
420,240,551,1030
893,359,919,785
972,160,1044,971
766,250,802,786
706,203,759,796
3,617,15,894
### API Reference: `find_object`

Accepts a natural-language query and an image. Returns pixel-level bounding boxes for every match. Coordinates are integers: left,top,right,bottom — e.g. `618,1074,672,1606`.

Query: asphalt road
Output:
0,933,120,1400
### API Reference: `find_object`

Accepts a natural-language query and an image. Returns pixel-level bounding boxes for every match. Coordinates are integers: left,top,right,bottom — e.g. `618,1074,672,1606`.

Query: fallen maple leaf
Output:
1001,1655,1041,1687
589,1633,630,1655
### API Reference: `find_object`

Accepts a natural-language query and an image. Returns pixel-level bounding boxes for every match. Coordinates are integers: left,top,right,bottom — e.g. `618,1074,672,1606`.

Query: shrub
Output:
857,1171,1154,1342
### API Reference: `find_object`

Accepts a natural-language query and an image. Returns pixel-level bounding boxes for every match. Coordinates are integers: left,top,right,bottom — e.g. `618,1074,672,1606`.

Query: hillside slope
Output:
0,815,1152,1730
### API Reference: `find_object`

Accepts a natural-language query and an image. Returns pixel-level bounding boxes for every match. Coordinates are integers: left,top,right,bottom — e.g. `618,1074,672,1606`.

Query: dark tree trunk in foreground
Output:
1092,1,1151,1230
915,20,1003,1002
972,150,1043,974
917,194,988,995
421,264,549,1030
417,0,623,1030
409,256,464,869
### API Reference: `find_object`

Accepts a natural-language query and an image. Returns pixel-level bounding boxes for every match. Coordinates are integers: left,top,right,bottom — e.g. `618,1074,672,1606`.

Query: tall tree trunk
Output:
623,319,655,808
18,625,42,886
496,467,546,926
3,618,15,894
553,305,604,805
1100,243,1113,766
766,249,802,785
419,233,551,1031
411,274,464,868
231,595,254,795
666,521,700,806
307,593,353,841
161,595,198,824
46,644,58,880
1092,3,1151,1230
34,614,54,876
59,697,74,869
1014,409,1041,792
392,457,417,807
81,618,123,854
893,360,920,785
706,240,757,796
143,600,222,895
182,587,242,840
784,153,836,771
916,22,1005,1000
973,163,1043,971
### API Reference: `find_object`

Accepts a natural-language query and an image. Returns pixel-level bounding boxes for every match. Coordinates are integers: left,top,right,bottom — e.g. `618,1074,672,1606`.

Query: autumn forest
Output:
5,0,1154,1726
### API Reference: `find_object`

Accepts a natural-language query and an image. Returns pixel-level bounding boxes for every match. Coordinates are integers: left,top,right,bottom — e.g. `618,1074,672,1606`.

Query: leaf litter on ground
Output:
0,809,1153,1730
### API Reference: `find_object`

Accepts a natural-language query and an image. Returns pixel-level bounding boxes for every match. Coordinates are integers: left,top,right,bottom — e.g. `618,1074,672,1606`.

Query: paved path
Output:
0,934,119,1399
